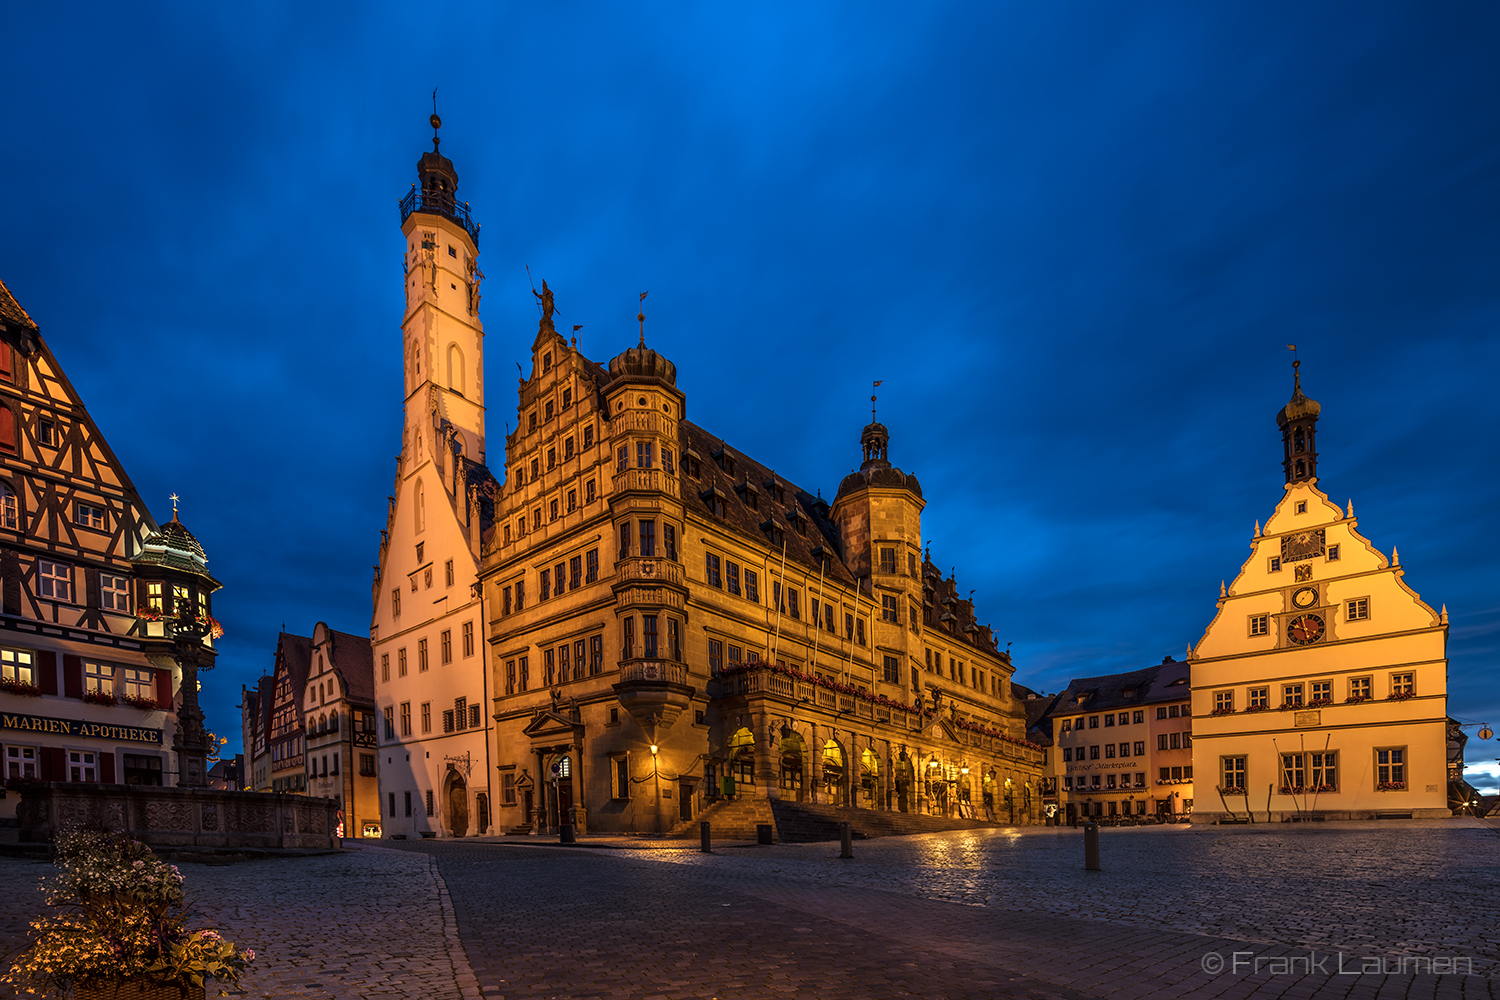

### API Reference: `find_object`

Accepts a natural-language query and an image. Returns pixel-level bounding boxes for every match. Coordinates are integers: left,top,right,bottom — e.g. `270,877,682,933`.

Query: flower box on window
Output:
1216,786,1248,796
1243,704,1272,713
0,677,42,698
1343,696,1368,705
122,694,165,712
1387,692,1415,702
1210,707,1235,716
1376,781,1407,791
81,689,117,707
1306,698,1334,708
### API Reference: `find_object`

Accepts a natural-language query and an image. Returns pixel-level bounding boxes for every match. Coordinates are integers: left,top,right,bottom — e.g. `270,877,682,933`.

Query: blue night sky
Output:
3,5,1498,785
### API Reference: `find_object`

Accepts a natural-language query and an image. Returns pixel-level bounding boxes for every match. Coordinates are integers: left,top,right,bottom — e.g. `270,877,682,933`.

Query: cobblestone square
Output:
0,819,1494,999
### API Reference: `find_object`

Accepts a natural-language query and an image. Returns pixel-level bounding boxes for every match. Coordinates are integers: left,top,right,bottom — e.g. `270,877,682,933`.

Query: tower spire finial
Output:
170,493,180,518
871,379,883,422
637,290,648,348
430,88,441,152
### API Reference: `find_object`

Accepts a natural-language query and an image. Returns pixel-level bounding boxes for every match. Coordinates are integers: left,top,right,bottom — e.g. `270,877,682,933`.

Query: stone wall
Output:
15,783,342,850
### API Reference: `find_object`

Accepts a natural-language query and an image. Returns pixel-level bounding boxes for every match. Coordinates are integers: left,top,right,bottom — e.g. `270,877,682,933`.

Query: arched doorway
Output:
859,748,880,809
894,750,914,813
821,740,846,806
447,771,469,838
727,727,754,798
551,755,573,830
779,731,805,801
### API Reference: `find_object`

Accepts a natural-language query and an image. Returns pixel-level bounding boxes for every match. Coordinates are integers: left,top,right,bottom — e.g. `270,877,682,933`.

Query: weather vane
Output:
430,88,441,150
169,493,180,517
638,291,649,348
871,379,883,421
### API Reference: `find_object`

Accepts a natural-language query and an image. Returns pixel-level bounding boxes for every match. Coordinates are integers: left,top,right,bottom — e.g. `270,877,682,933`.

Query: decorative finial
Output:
1391,546,1399,566
871,379,883,421
430,88,441,151
170,493,180,517
637,291,648,348
1254,520,1261,537
1346,499,1354,518
1219,580,1227,598
1287,344,1302,390
1440,604,1448,624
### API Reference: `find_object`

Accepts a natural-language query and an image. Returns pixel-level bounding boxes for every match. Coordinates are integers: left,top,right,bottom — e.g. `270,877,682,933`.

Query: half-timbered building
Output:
0,278,220,815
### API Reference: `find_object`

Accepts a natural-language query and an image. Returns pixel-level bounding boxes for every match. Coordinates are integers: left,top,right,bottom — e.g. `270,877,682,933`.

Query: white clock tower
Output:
372,113,497,838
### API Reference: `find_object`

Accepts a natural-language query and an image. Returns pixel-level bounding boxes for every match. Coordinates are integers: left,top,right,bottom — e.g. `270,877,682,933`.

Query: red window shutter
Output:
40,746,66,781
0,342,11,380
155,669,172,708
0,406,13,453
100,751,116,784
37,650,57,695
62,655,82,698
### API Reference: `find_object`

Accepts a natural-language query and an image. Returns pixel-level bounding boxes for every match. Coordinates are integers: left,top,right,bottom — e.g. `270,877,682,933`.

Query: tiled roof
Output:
679,421,857,589
326,628,375,703
0,279,37,332
275,632,314,720
1041,658,1191,719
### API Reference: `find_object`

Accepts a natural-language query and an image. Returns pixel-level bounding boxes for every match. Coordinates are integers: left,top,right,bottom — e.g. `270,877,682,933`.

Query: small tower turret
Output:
1276,359,1321,484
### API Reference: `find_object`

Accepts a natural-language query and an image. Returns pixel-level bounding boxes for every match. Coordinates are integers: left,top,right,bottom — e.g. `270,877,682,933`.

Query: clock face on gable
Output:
1281,529,1326,564
1292,587,1318,609
1287,613,1325,646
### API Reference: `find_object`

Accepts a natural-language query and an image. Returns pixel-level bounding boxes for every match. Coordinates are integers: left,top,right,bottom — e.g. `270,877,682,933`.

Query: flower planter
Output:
76,980,205,1000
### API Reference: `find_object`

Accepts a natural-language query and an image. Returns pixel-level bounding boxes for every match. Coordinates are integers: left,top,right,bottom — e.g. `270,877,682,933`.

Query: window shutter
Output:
1,548,20,615
100,751,116,784
154,669,172,708
0,407,14,453
37,650,57,695
62,654,83,698
0,341,12,380
40,746,66,781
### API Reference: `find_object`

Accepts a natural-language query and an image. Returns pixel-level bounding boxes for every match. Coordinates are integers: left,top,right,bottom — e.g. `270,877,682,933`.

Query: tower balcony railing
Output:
400,187,481,248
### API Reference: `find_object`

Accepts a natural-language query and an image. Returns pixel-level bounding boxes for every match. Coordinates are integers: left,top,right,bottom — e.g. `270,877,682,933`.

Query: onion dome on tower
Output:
400,109,480,247
1276,359,1321,484
835,418,922,500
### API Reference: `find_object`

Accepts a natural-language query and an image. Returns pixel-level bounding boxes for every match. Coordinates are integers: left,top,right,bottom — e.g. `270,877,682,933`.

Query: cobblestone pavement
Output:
0,819,1493,999
386,818,1498,1000
0,846,478,1000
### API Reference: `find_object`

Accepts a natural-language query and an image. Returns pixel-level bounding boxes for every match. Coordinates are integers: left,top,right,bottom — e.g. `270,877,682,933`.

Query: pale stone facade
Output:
370,129,497,838
481,317,1044,836
1189,366,1449,822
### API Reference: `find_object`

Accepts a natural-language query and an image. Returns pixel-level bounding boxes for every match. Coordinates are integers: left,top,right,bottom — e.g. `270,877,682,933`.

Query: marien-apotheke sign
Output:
1,711,163,745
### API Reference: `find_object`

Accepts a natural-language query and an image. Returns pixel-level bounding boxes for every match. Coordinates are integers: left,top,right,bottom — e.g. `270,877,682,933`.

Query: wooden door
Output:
449,782,469,837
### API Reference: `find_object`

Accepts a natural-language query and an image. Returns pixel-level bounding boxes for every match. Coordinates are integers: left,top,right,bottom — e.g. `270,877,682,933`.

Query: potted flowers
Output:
3,827,254,998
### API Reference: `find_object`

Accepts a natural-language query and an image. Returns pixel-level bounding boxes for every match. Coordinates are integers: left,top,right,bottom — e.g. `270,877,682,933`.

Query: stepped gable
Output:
679,420,858,589
921,552,998,652
276,631,315,701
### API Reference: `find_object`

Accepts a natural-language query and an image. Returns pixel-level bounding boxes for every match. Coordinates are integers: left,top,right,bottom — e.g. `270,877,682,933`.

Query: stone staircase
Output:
668,797,1015,843
666,796,778,841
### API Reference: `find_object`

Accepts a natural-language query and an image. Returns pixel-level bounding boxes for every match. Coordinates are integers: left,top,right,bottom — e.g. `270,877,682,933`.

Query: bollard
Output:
559,822,575,844
757,823,774,845
839,821,854,859
1084,821,1100,870
700,821,712,853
